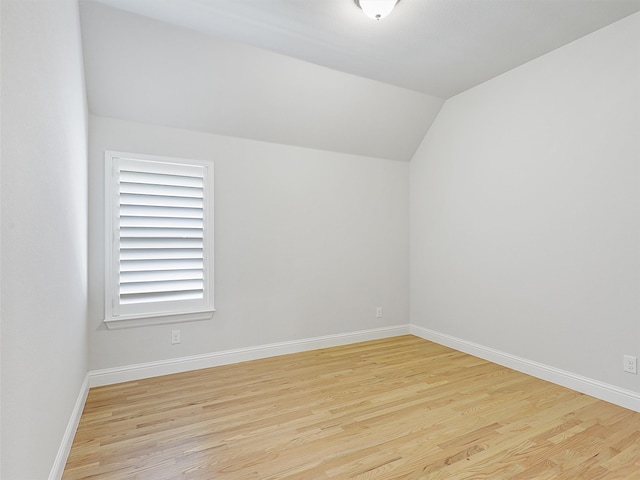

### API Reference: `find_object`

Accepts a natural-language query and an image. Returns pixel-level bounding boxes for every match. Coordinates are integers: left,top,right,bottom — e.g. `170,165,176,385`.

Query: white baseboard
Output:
89,325,411,387
411,325,640,413
49,374,90,480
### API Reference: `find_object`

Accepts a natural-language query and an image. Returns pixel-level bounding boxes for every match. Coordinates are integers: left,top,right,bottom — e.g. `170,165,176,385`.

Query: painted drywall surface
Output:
410,12,640,391
79,1,444,162
1,1,89,478
88,115,409,370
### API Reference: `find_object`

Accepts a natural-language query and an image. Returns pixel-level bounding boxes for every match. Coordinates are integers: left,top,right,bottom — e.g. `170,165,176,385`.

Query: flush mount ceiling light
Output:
354,0,400,21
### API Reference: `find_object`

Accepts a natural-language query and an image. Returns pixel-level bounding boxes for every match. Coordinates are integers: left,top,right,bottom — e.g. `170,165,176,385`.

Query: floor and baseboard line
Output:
411,325,640,413
53,326,410,478
49,374,90,480
53,323,640,478
88,325,411,387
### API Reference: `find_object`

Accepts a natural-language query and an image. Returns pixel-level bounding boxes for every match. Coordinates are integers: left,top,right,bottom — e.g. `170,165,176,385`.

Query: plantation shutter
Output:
106,153,214,327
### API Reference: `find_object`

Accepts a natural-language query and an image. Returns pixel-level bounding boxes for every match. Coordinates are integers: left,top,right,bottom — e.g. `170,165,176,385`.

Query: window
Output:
104,151,214,329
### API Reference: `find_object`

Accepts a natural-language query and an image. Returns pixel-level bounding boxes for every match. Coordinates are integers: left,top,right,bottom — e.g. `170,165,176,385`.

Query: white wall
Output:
411,13,640,392
1,1,89,479
88,116,409,370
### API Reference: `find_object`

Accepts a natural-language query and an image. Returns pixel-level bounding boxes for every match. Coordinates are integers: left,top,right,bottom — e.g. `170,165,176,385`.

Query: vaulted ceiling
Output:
80,0,640,160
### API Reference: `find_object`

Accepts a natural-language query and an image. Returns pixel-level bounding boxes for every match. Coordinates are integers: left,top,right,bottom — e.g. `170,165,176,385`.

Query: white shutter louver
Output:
105,153,214,328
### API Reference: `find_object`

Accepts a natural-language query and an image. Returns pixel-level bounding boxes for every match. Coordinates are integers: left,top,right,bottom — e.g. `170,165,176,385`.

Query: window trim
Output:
104,151,215,329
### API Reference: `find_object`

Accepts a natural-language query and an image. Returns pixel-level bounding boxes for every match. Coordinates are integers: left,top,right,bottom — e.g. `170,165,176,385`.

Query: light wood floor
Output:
64,335,640,479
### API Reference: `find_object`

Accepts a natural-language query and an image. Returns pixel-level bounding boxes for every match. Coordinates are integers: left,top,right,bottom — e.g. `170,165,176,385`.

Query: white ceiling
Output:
92,0,640,99
80,0,640,160
80,1,445,161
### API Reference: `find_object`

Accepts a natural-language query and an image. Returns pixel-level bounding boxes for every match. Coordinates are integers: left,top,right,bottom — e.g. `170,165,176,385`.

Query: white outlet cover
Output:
623,355,637,374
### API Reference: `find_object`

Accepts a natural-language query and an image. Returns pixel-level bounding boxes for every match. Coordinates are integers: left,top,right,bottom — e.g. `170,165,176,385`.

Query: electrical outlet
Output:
376,307,383,318
623,355,637,374
171,330,181,345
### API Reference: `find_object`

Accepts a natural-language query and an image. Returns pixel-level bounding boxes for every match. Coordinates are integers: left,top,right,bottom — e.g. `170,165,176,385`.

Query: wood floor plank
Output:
63,336,640,479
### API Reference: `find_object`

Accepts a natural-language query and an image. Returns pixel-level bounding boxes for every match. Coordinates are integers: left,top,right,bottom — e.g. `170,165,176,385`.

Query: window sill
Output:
104,310,215,330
